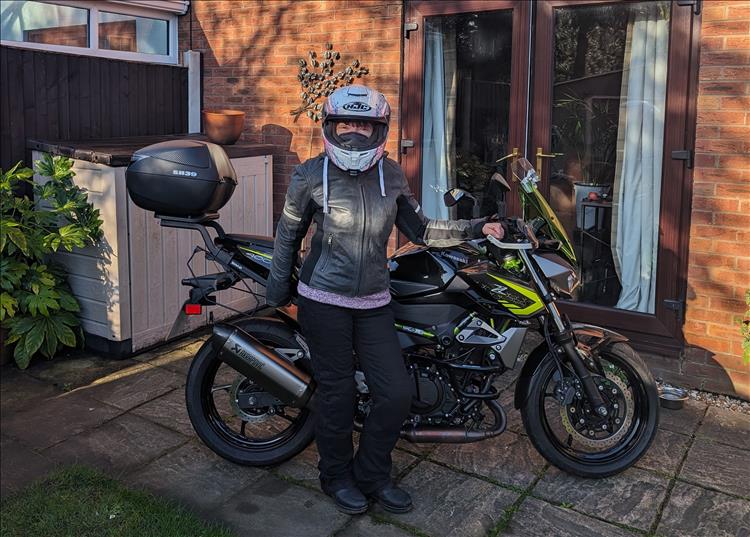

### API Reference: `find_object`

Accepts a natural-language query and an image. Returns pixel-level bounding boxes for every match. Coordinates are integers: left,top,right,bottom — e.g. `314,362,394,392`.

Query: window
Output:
0,1,178,64
0,1,88,48
99,11,168,55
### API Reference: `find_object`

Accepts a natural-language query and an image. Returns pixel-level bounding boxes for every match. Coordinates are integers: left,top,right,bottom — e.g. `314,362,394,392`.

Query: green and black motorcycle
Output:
126,143,659,479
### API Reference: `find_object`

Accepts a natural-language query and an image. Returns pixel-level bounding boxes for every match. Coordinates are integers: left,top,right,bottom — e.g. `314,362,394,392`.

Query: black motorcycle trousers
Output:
297,295,413,495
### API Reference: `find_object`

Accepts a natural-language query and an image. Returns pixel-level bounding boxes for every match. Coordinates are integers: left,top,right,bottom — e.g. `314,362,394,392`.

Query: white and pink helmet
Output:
322,85,391,173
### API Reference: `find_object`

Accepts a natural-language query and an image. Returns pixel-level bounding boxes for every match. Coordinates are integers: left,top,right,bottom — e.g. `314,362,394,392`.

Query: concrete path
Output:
1,335,748,537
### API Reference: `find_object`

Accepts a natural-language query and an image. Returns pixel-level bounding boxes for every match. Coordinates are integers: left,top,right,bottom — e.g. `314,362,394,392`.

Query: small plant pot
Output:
202,109,245,145
574,183,609,230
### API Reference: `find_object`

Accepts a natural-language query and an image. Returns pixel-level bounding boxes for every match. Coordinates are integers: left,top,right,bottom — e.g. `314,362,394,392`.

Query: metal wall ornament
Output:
289,43,369,123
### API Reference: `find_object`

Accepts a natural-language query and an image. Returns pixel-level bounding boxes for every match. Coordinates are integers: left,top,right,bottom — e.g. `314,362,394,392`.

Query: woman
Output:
266,85,504,515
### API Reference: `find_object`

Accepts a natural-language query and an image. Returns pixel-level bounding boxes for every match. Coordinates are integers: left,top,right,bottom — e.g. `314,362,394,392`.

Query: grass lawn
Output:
0,466,235,537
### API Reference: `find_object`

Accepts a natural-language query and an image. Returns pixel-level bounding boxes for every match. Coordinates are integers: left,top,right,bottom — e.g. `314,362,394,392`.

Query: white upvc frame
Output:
0,0,179,64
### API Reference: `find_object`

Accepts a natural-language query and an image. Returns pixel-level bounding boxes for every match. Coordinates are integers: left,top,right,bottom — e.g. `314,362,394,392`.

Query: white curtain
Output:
421,22,457,219
611,5,669,314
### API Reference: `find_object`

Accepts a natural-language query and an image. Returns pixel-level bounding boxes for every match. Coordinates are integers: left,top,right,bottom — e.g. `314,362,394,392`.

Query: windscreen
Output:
511,158,577,264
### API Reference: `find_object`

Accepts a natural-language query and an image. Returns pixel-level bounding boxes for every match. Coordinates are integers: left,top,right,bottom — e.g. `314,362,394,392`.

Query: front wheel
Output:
521,342,658,478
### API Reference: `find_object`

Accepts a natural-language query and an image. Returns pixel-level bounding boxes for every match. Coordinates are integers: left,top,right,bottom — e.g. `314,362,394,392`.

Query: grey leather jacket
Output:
265,155,487,306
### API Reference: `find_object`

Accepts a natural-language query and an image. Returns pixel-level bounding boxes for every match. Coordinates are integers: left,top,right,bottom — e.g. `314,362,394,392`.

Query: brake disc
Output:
560,371,635,449
229,376,271,423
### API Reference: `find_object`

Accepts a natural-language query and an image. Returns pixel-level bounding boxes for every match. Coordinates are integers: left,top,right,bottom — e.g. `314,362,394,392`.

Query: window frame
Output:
0,0,179,64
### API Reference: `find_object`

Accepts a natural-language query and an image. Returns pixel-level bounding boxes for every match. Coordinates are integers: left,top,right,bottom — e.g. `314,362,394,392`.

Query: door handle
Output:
535,147,563,176
496,147,520,164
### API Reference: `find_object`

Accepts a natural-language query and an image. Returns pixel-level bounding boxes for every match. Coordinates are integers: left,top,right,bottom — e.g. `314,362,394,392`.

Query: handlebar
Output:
486,234,534,250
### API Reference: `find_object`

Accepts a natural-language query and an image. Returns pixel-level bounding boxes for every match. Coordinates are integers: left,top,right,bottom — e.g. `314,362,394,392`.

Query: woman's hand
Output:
482,222,505,239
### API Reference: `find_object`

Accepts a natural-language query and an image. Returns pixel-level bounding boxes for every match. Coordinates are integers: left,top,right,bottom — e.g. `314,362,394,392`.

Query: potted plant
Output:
0,155,102,368
553,93,618,230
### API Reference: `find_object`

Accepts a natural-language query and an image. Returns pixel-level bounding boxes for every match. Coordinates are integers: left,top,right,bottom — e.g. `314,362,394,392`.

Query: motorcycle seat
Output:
216,233,275,251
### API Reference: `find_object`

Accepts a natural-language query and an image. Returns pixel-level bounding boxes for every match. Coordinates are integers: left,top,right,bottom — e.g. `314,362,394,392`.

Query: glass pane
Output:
0,0,88,47
549,2,670,313
99,11,168,55
420,10,513,221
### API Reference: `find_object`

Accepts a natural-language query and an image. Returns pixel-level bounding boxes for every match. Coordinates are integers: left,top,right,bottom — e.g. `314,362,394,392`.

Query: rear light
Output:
184,303,202,315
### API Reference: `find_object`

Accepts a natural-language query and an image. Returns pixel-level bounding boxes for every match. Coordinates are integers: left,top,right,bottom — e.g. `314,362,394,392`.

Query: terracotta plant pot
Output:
202,109,245,145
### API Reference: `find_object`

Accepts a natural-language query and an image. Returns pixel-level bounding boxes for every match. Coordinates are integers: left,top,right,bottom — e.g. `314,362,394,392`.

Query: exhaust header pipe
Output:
399,400,507,444
212,324,315,408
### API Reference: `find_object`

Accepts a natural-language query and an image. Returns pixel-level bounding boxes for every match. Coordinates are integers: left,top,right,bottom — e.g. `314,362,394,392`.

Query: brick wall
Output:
179,0,750,400
179,0,402,232
684,1,750,398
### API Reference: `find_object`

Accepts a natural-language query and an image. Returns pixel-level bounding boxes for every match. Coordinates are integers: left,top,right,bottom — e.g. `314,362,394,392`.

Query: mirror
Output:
490,171,511,192
443,187,467,207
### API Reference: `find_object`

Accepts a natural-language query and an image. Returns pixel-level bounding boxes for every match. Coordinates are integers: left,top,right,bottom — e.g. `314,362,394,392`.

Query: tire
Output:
185,317,316,466
521,342,659,478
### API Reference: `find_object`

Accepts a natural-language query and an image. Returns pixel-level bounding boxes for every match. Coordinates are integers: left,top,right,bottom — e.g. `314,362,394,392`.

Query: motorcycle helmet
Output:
322,85,390,173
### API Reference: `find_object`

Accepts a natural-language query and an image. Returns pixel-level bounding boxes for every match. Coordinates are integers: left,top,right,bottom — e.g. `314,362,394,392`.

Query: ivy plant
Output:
0,154,103,368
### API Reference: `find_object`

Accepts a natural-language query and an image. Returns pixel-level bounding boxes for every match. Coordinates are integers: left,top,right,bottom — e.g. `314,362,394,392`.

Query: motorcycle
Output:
126,142,658,478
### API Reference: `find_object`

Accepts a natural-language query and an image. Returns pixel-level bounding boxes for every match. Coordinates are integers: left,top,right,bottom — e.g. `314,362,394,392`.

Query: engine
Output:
408,365,461,425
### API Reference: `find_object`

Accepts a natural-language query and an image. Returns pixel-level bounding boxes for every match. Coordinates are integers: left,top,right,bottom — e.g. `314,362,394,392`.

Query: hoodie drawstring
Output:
378,158,386,198
323,156,330,214
322,157,386,215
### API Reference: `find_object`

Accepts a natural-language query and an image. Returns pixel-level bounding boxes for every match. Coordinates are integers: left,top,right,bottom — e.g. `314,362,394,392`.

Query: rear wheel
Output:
185,318,316,466
521,342,658,478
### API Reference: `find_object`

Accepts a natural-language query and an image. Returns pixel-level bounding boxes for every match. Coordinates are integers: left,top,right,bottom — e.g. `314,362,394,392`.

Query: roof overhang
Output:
105,1,190,15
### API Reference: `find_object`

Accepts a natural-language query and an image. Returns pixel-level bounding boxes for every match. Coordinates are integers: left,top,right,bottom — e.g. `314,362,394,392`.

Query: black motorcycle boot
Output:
368,482,413,513
322,483,369,515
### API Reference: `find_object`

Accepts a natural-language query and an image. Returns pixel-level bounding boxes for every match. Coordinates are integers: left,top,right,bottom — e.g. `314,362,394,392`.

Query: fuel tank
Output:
388,242,484,298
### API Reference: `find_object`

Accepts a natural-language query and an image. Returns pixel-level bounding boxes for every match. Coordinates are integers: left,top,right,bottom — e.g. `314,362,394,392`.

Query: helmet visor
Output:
324,119,388,152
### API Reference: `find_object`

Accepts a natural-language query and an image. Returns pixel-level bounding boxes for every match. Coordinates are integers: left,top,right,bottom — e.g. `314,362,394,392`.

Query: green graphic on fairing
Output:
238,246,273,265
394,323,435,339
486,273,545,317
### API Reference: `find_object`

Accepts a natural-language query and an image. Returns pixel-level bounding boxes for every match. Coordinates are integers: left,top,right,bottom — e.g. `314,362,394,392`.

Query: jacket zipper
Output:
320,233,333,271
355,183,366,295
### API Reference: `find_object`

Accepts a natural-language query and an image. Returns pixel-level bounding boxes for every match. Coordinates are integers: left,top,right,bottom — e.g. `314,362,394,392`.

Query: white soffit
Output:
105,0,190,15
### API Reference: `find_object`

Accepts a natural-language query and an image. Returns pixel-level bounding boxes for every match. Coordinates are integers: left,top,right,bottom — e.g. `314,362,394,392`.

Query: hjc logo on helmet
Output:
342,102,372,112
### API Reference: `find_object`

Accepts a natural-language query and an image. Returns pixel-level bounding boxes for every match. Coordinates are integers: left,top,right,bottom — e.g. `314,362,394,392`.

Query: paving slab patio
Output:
126,440,266,513
335,516,416,537
213,472,350,537
374,460,519,537
78,362,185,411
2,333,750,537
695,406,750,450
635,428,692,476
502,496,638,536
1,389,123,449
533,466,671,531
41,413,189,476
656,481,750,537
130,387,195,436
679,437,750,497
429,429,545,488
0,435,57,499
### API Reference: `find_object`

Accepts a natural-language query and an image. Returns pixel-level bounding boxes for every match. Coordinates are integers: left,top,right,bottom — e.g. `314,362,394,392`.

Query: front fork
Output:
519,250,609,416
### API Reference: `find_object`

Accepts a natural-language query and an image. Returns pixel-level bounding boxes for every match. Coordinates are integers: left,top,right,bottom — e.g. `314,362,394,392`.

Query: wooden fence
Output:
0,45,188,171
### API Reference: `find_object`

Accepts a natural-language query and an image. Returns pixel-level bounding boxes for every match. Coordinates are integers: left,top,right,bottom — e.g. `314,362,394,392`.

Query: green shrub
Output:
0,154,102,368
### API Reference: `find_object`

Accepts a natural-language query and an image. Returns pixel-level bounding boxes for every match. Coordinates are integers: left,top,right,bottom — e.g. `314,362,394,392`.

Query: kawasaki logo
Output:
342,101,372,112
172,169,198,177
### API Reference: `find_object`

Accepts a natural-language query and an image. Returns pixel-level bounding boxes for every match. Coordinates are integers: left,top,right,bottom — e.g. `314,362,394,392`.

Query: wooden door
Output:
401,1,532,221
530,1,699,347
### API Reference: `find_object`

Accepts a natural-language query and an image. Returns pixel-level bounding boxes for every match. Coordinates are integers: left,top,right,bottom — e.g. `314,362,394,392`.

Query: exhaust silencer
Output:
212,323,315,408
